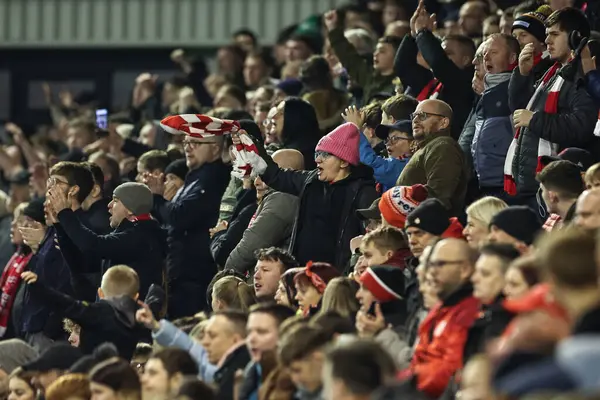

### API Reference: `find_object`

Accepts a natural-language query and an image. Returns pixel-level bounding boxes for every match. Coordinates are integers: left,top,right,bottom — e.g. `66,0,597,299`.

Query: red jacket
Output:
400,283,480,398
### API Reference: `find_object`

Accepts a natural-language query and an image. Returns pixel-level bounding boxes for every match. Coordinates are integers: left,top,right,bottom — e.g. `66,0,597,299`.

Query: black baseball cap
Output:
375,120,413,141
357,197,382,221
22,343,83,372
540,148,595,171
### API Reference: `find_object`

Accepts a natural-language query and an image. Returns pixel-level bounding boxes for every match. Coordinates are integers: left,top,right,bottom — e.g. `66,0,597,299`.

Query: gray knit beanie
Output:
0,339,38,373
113,182,153,216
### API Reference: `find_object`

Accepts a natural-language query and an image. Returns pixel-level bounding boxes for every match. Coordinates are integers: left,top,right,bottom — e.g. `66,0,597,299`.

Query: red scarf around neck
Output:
0,251,33,337
127,213,152,222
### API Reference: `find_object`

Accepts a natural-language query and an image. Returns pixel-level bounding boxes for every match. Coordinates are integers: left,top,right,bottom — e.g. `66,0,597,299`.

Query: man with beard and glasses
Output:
396,99,468,215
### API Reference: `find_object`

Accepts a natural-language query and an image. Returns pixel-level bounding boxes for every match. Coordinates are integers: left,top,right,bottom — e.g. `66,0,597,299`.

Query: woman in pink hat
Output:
241,121,378,271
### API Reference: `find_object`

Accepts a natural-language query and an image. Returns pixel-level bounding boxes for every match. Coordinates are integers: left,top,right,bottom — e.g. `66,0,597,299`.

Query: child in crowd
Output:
584,162,600,189
293,263,341,316
20,265,146,360
360,226,412,269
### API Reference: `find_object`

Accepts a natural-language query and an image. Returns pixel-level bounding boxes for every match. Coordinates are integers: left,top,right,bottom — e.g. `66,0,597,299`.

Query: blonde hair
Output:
585,162,600,187
211,276,257,312
466,196,508,226
101,265,140,298
45,373,90,400
320,277,360,319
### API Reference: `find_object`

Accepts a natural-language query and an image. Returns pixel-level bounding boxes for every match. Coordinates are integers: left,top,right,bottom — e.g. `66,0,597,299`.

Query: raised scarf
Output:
416,78,443,101
160,114,266,179
503,62,562,195
0,251,33,337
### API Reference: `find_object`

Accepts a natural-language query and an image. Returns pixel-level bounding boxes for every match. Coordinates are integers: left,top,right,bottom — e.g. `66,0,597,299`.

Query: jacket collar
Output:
217,341,247,368
442,282,474,307
417,131,451,149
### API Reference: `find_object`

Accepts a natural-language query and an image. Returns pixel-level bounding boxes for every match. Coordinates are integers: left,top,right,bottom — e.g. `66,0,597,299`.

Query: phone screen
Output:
95,109,108,130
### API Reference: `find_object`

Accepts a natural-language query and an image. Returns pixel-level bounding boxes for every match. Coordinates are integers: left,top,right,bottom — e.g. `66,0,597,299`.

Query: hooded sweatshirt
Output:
28,279,146,360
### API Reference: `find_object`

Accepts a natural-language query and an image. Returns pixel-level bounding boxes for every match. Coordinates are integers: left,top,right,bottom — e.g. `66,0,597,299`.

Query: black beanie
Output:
489,206,542,245
512,5,553,44
405,198,450,235
164,159,188,182
23,197,46,225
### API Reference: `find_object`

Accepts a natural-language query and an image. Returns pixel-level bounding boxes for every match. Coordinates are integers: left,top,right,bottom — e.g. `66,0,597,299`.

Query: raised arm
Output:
325,10,372,90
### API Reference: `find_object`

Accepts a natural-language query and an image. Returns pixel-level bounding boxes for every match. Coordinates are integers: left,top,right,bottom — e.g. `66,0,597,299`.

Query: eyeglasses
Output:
314,151,333,161
385,136,412,145
182,140,217,149
46,177,70,188
428,259,466,269
410,111,447,122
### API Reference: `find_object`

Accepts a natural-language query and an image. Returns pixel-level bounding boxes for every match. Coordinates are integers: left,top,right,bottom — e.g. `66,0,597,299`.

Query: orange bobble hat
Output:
378,184,429,229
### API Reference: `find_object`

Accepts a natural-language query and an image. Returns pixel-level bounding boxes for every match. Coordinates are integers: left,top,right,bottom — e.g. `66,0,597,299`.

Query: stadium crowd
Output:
1,0,600,399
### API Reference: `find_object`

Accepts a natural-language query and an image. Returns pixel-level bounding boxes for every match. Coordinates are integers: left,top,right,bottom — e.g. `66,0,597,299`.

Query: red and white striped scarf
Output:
160,114,266,179
503,63,562,195
416,78,443,101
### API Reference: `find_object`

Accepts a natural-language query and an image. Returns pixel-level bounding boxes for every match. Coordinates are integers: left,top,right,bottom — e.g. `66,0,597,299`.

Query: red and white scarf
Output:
0,251,33,337
160,114,266,179
416,78,443,101
503,63,562,195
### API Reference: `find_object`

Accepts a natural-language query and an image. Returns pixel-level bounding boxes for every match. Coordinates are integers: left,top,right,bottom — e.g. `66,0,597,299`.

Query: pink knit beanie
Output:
315,122,360,166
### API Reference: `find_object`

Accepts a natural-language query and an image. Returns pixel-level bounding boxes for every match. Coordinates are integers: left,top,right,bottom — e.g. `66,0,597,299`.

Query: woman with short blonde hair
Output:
464,196,508,248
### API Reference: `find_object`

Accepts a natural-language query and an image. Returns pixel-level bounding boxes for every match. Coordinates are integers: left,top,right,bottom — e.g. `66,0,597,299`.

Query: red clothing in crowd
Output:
399,284,480,397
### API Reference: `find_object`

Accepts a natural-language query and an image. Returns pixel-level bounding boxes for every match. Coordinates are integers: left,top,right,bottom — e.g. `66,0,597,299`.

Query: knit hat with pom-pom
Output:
379,184,428,229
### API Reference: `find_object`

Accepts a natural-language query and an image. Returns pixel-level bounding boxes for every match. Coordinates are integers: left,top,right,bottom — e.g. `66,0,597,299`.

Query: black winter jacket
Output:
395,32,475,141
261,164,378,270
508,65,599,195
213,344,251,400
154,162,230,282
29,281,145,360
55,210,166,299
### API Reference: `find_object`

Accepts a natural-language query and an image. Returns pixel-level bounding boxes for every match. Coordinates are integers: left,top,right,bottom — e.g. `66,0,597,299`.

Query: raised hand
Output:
581,43,597,75
323,10,339,32
355,303,386,338
5,123,26,146
143,172,165,195
519,43,535,76
412,0,436,34
163,180,179,201
47,187,71,213
19,226,46,252
135,301,160,332
341,106,365,128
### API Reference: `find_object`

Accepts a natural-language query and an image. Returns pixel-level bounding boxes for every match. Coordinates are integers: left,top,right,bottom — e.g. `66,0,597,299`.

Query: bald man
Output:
272,148,305,171
396,99,468,214
224,150,301,274
403,238,480,398
575,189,600,231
